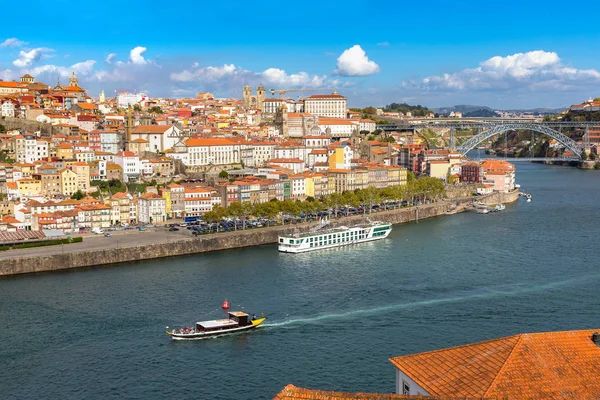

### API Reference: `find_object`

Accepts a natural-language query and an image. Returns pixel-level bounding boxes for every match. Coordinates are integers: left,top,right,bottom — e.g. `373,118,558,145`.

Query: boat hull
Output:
167,318,266,340
278,234,389,253
278,222,392,254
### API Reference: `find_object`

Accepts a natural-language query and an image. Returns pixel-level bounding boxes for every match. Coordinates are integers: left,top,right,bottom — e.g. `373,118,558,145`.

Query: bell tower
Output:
256,84,266,111
243,85,252,106
69,72,79,87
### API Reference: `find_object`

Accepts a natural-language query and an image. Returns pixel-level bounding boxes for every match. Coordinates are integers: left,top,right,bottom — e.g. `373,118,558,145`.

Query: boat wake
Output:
264,273,600,328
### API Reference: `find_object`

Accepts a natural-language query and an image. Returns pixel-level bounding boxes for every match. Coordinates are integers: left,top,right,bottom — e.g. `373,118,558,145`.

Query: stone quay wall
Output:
0,202,448,276
0,192,517,276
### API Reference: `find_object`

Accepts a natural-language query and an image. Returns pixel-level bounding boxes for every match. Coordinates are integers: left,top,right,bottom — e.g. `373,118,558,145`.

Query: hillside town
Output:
0,74,516,233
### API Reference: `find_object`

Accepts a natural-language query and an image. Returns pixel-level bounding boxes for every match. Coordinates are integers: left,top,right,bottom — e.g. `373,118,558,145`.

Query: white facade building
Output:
15,135,49,163
304,92,347,119
1,100,16,117
317,117,359,138
131,125,182,153
168,138,240,167
114,151,141,181
137,192,166,224
117,92,147,107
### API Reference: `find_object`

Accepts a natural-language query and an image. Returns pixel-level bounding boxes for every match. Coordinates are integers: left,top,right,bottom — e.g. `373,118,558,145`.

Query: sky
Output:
2,0,600,109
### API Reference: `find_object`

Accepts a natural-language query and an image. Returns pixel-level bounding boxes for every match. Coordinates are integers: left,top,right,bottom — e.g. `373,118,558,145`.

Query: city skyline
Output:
2,0,600,109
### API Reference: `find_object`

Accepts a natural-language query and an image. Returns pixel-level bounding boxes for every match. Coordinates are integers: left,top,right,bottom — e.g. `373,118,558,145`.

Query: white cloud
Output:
27,60,96,80
105,53,117,64
13,48,53,67
1,38,27,48
129,46,148,65
333,45,380,77
377,42,389,47
416,50,600,92
171,64,329,88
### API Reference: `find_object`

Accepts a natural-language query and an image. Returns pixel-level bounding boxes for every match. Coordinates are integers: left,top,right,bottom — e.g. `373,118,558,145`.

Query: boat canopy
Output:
196,319,238,329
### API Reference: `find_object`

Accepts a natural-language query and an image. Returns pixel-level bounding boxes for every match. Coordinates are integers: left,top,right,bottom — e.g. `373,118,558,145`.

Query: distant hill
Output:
384,102,430,117
432,105,493,115
463,109,501,118
433,105,566,116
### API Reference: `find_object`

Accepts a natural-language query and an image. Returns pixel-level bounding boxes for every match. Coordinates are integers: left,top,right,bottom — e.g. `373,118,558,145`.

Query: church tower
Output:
256,84,266,111
99,90,105,103
242,85,252,106
69,72,79,87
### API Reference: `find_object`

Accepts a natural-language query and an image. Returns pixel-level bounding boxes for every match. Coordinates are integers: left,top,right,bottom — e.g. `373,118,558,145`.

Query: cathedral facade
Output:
242,84,266,110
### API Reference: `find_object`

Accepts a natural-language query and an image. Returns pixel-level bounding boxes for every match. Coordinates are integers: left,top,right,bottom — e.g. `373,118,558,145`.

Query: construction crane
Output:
269,88,336,99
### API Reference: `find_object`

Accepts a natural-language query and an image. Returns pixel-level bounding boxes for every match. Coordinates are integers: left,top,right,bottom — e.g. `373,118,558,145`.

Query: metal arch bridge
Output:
377,121,599,159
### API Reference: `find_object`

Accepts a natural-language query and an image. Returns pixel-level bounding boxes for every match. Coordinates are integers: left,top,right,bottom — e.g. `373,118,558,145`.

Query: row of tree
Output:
202,177,446,225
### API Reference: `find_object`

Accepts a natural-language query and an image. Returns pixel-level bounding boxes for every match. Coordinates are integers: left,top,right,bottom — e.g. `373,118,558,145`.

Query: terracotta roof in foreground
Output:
389,328,600,399
274,384,436,399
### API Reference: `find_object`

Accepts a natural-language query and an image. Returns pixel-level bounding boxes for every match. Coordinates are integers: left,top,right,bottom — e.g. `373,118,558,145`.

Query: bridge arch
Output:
456,123,584,159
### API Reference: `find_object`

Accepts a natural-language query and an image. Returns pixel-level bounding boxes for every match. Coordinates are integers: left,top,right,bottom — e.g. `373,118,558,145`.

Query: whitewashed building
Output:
304,92,347,119
137,192,166,224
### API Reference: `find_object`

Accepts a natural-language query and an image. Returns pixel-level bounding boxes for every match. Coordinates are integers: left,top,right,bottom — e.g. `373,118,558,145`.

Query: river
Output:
1,161,599,399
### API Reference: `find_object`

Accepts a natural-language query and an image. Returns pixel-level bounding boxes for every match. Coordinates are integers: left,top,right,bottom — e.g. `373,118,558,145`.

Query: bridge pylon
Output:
584,125,591,154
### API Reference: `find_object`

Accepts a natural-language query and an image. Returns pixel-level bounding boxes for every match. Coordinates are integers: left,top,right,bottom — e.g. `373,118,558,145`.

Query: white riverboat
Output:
278,221,392,253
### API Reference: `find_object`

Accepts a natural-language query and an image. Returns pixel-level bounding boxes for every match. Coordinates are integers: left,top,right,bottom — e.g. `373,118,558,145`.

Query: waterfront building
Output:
389,328,600,398
137,192,166,224
160,183,185,218
183,187,220,217
460,162,485,183
304,91,347,119
481,159,516,193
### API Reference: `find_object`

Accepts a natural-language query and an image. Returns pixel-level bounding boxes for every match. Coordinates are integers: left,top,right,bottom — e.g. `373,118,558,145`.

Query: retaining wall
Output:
0,202,449,276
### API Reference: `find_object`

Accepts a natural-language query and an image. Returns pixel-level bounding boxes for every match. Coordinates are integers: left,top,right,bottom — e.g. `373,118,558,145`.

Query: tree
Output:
133,104,142,112
219,170,229,179
148,106,164,114
363,106,377,115
71,190,84,200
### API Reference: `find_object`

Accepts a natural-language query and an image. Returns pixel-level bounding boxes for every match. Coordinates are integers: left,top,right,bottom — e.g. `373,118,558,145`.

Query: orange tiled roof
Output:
132,125,172,134
389,328,600,399
274,384,433,399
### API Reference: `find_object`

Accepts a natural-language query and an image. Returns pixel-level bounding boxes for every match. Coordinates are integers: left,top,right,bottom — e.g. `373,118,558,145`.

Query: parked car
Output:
104,233,111,237
169,227,179,232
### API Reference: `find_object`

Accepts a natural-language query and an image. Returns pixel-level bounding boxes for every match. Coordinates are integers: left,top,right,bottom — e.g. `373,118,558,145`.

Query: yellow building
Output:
328,147,345,170
161,188,172,216
59,168,78,197
72,162,91,193
428,160,452,181
56,142,74,160
17,178,42,198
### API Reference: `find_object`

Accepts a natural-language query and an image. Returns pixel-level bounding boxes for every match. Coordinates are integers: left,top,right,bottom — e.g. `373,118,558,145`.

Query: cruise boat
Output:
278,221,392,253
167,311,266,340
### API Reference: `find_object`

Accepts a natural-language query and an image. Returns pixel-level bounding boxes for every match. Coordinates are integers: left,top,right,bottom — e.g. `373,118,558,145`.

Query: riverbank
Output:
0,191,518,276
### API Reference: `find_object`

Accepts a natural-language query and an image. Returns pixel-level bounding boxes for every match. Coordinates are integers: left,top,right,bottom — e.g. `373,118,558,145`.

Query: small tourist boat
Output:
167,311,266,340
495,204,506,211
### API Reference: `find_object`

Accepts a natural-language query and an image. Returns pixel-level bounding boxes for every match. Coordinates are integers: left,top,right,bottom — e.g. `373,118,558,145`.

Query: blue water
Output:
1,162,599,399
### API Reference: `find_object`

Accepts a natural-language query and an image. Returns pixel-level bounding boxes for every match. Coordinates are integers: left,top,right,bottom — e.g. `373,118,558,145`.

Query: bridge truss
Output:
378,121,599,159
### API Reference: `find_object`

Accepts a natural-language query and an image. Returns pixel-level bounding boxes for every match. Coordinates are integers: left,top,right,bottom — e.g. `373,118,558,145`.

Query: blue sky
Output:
2,0,600,109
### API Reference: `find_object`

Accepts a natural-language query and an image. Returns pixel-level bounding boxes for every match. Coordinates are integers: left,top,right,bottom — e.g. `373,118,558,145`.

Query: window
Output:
402,381,410,395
